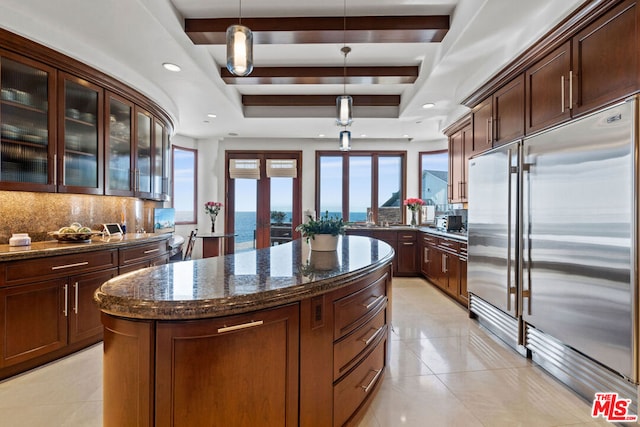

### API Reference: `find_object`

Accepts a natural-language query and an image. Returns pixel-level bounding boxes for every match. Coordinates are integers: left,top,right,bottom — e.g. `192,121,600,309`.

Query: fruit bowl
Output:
48,231,102,243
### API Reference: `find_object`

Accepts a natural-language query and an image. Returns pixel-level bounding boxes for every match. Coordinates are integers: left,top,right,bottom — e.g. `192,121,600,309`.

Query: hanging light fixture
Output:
226,0,253,76
339,129,351,151
336,0,352,127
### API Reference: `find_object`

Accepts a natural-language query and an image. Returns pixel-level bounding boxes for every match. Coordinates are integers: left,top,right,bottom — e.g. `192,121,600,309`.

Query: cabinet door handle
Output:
53,153,57,185
63,284,68,317
73,282,78,314
217,320,264,333
486,118,492,144
144,248,159,254
402,242,414,246
424,248,429,262
561,75,565,113
362,295,385,310
52,261,89,270
442,254,448,273
361,325,385,347
360,369,383,393
569,70,573,110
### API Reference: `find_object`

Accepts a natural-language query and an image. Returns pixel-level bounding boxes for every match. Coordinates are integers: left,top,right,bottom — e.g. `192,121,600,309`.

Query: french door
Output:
225,151,302,253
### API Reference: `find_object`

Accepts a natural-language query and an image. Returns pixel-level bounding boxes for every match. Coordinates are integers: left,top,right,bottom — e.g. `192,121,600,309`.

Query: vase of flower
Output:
205,201,223,234
403,197,425,228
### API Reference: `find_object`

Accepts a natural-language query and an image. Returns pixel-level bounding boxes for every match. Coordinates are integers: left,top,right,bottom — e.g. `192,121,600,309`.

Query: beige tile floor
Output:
0,277,614,426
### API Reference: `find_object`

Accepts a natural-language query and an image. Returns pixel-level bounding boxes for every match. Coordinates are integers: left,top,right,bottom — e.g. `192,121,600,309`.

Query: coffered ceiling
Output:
0,0,585,143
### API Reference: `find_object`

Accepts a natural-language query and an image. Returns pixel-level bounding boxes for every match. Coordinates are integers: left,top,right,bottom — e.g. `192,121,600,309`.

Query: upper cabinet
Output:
446,117,472,204
57,73,104,194
0,52,56,192
0,28,172,199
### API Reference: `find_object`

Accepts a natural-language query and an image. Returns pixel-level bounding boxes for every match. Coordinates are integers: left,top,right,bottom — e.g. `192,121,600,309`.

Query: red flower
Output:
403,198,425,211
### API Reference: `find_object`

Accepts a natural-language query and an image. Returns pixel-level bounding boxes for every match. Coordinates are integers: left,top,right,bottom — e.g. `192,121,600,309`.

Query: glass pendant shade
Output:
339,129,351,151
226,24,253,76
336,95,353,126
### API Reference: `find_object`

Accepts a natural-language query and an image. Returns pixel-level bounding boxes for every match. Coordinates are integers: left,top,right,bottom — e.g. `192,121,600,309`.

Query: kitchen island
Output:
94,235,394,427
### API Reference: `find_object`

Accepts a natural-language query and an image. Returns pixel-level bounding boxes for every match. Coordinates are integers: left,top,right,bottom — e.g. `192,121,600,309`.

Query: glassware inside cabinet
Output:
136,110,152,195
0,57,49,184
62,79,99,188
153,120,164,197
107,96,132,194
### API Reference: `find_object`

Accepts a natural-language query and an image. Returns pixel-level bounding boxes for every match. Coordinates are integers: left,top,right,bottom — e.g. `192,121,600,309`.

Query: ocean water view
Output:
234,211,366,245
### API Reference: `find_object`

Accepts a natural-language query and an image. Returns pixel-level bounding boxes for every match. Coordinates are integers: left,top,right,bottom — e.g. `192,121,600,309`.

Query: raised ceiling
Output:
0,0,586,143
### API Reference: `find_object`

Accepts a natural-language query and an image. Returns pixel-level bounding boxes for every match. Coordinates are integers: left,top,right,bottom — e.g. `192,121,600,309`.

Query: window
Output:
419,150,448,223
172,145,197,224
317,151,406,224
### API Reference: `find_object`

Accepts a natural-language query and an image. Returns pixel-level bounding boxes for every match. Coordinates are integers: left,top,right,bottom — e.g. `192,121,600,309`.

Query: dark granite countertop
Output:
346,224,467,242
94,235,394,321
0,232,172,262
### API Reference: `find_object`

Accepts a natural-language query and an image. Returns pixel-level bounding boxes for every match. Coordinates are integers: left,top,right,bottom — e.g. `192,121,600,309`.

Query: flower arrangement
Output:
403,198,425,227
205,201,223,232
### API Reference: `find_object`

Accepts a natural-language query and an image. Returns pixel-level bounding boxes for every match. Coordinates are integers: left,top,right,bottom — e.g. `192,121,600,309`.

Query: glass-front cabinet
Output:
58,73,103,194
153,119,169,200
135,107,152,198
0,52,55,191
105,93,134,196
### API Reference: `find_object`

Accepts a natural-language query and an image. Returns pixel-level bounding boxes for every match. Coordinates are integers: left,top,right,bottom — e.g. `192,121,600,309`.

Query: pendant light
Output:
226,0,253,76
339,129,351,151
336,0,352,127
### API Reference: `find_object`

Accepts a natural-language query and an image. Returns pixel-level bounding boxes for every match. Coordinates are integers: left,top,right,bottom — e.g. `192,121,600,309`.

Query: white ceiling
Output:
0,0,585,143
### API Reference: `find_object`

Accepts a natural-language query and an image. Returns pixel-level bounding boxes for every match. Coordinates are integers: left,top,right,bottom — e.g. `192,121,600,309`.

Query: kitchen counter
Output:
346,224,467,241
94,235,394,320
0,232,172,262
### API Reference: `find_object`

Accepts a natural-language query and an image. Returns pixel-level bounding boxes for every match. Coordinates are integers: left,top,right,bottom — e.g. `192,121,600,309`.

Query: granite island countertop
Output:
0,232,173,262
94,235,394,320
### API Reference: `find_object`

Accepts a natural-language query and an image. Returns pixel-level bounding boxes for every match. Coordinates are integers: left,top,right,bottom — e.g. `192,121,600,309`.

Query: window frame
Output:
171,145,198,225
315,150,407,223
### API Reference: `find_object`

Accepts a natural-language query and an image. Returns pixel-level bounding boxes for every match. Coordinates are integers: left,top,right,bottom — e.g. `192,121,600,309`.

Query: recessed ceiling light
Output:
422,102,435,109
162,62,181,72
360,134,366,138
403,134,410,138
207,113,217,118
318,134,325,138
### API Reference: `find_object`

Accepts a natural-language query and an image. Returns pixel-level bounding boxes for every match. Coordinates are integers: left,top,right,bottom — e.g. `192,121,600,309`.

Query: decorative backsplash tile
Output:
0,191,162,243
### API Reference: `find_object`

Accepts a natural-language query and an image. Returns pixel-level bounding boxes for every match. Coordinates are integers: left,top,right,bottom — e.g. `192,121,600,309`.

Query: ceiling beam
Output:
221,66,419,85
186,16,449,45
242,95,400,107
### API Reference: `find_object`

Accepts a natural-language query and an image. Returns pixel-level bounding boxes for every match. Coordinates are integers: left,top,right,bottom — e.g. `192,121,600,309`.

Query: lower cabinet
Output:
420,232,467,306
153,304,300,427
346,228,419,276
69,269,117,343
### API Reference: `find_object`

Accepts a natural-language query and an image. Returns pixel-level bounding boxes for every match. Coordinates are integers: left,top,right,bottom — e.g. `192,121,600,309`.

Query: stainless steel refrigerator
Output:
468,97,638,407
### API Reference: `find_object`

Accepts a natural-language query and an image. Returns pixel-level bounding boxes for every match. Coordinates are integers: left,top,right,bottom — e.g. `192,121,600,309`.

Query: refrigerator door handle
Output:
506,148,515,311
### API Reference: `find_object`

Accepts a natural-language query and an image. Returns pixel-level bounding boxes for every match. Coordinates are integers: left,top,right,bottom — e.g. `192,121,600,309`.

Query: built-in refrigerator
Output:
468,97,638,409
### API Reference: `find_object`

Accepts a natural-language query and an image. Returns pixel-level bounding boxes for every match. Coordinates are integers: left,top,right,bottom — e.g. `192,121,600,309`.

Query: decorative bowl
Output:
48,231,102,243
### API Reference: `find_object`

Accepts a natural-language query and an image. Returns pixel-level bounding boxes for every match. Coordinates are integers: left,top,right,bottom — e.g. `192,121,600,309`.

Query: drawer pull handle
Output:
402,242,414,246
218,320,264,333
363,295,385,310
361,325,384,347
52,261,89,270
144,248,160,254
360,369,383,393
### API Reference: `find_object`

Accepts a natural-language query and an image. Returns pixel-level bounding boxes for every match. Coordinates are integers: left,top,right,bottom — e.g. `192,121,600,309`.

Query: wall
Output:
0,191,159,244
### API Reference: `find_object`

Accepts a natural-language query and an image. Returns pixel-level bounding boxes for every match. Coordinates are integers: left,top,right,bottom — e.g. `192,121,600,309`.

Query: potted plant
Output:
295,211,345,251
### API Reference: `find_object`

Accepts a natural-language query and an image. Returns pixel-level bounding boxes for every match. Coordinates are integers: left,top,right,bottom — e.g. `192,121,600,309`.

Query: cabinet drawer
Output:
334,305,386,381
119,241,168,266
2,250,118,285
370,230,397,243
397,231,416,242
437,239,460,253
421,234,438,245
334,273,387,340
333,336,386,427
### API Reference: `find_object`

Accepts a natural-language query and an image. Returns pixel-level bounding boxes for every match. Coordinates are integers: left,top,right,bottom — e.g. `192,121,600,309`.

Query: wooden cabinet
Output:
0,51,56,192
396,231,418,275
472,96,493,154
420,231,467,306
448,118,472,203
57,72,104,194
152,118,170,200
458,243,468,306
134,107,153,198
525,41,572,134
572,0,640,116
118,240,169,274
420,234,437,278
154,304,300,427
105,92,134,196
0,250,117,370
345,228,420,276
493,75,525,145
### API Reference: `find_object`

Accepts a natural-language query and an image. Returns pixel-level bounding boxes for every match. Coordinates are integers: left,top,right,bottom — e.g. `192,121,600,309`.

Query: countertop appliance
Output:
436,215,463,232
468,98,638,411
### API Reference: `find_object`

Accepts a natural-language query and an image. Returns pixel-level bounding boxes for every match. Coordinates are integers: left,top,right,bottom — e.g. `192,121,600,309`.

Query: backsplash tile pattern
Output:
0,191,161,244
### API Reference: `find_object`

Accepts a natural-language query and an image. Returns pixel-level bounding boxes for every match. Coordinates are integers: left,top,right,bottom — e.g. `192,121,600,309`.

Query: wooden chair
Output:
183,229,198,260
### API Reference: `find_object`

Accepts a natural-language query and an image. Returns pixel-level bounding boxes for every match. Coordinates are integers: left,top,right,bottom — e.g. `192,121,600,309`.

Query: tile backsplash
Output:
0,191,162,244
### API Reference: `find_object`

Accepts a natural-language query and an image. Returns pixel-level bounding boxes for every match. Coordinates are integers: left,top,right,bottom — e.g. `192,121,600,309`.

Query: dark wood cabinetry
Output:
0,28,172,199
472,97,493,154
345,228,419,276
493,75,525,145
118,240,170,274
154,304,300,427
447,118,472,203
420,232,467,306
